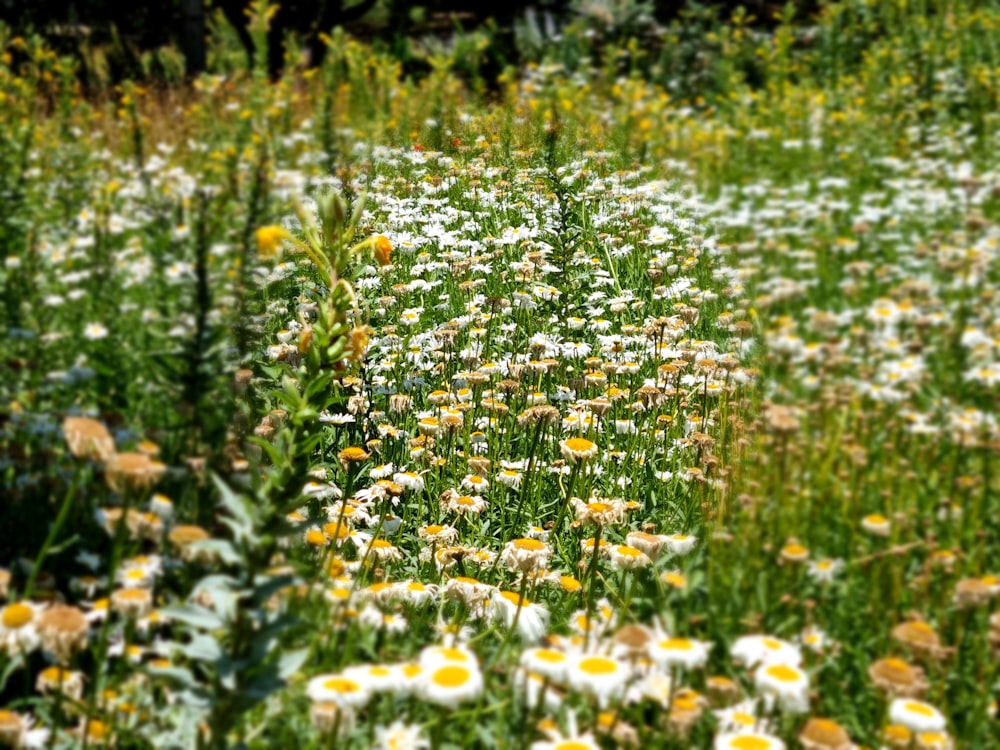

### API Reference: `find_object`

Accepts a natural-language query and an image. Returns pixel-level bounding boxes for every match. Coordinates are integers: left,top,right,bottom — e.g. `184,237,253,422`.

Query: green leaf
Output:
160,604,224,631
146,664,198,688
213,473,254,538
178,633,223,662
277,647,309,680
189,539,241,565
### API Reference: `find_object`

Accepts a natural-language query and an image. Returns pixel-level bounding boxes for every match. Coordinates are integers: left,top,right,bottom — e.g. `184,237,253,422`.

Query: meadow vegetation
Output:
0,1,998,748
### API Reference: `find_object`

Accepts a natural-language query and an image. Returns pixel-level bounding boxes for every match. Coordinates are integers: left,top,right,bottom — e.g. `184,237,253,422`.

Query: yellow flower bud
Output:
255,226,288,259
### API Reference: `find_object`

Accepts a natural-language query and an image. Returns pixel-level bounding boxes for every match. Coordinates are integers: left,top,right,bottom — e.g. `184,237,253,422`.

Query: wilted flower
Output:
798,718,853,750
62,416,116,462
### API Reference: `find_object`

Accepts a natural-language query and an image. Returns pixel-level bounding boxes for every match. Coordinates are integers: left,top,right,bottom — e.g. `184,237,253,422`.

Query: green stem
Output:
24,479,78,598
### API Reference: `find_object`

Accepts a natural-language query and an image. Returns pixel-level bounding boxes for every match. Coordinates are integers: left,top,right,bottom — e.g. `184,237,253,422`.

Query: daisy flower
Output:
626,530,670,559
343,664,400,694
888,698,947,733
560,437,599,463
500,538,552,574
0,601,44,656
418,660,484,708
519,647,570,682
306,673,371,710
665,533,698,556
489,591,550,643
806,558,844,583
359,538,404,564
754,663,810,714
0,709,50,749
442,492,488,515
797,718,854,750
393,580,440,606
374,721,429,750
714,731,786,750
574,498,626,526
531,731,601,750
860,513,891,536
35,666,85,701
460,473,489,493
648,636,712,670
84,322,109,340
731,635,802,668
565,654,630,707
713,699,767,734
608,544,652,570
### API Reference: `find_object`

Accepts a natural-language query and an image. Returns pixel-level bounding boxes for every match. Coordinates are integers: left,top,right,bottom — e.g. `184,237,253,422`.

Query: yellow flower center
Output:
733,711,755,726
424,525,445,535
660,638,694,651
115,588,149,601
904,702,935,717
564,437,596,452
438,647,470,662
370,666,391,677
730,737,772,750
431,665,471,688
534,649,566,663
884,725,912,741
500,591,526,607
616,545,642,557
673,695,699,712
39,666,66,684
916,732,947,746
578,656,618,676
553,743,593,750
321,678,360,694
764,664,801,683
401,664,422,679
305,529,327,546
85,720,108,740
560,575,582,591
329,587,350,601
2,603,33,629
662,572,686,587
513,538,545,551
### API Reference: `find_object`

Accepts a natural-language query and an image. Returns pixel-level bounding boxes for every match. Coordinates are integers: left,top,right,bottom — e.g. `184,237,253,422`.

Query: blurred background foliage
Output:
1,0,996,151
1,1,831,89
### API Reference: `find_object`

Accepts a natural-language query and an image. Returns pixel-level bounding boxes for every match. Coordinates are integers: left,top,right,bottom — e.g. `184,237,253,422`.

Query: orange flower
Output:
373,235,393,266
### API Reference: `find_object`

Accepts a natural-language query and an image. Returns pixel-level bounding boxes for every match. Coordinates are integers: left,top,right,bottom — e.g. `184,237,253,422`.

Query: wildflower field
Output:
1,1,999,748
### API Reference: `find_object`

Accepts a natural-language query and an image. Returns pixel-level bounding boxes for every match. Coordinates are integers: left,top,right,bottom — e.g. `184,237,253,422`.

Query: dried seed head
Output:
63,417,116,462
